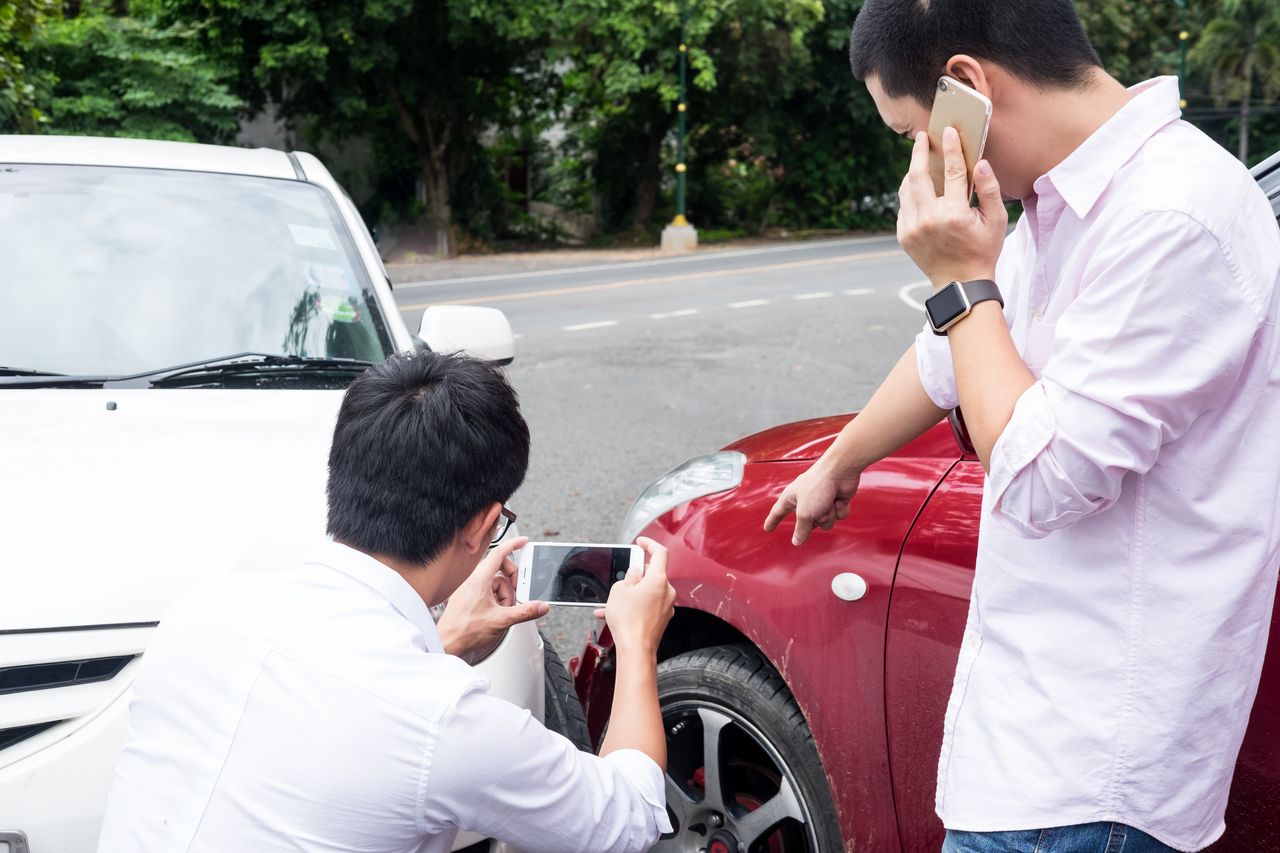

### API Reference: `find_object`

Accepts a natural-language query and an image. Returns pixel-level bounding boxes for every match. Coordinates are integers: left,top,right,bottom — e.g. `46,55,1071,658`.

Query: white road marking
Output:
650,309,699,320
898,280,931,312
845,288,874,296
794,292,833,300
729,299,770,309
395,235,899,290
563,320,618,332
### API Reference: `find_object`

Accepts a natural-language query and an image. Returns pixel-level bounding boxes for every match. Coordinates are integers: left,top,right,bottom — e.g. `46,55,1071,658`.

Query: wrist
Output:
614,639,660,664
930,270,996,290
820,435,871,478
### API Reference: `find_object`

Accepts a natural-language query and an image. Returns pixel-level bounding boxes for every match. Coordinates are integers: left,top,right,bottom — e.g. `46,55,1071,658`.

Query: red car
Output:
572,151,1280,853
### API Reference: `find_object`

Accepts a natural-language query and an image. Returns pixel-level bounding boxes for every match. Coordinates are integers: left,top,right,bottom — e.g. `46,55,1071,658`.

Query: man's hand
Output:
437,536,549,664
897,127,1007,288
597,538,676,657
763,457,863,546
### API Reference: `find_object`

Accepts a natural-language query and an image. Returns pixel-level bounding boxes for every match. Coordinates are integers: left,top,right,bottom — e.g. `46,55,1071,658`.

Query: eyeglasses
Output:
491,505,517,545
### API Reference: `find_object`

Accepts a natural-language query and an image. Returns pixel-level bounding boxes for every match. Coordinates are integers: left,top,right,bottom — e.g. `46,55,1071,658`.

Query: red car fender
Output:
575,440,960,850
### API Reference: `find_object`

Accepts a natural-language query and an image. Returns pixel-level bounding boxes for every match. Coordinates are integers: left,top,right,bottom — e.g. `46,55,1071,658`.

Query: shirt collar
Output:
1036,76,1183,219
304,539,445,654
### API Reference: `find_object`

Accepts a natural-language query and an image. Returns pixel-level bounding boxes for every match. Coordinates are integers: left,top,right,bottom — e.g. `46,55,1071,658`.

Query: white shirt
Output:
98,540,671,853
916,77,1280,851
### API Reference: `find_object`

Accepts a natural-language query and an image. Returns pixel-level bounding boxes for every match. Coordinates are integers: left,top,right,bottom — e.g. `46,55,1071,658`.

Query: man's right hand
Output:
602,537,676,656
763,459,863,546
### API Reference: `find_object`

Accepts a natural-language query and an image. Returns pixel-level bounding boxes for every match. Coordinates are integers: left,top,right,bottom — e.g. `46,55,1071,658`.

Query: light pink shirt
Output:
916,77,1280,851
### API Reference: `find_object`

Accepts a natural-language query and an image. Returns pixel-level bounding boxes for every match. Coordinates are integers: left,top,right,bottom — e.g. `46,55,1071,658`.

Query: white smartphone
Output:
927,75,992,198
515,542,644,607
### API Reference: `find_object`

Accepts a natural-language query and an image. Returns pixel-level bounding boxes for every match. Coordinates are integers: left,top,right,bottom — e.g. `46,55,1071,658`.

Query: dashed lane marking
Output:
794,292,833,300
729,299,770,309
562,320,619,332
846,288,874,296
650,309,699,320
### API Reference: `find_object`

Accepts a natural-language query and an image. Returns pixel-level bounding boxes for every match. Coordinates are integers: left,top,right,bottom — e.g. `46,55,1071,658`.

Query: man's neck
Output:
1019,69,1132,188
343,541,450,607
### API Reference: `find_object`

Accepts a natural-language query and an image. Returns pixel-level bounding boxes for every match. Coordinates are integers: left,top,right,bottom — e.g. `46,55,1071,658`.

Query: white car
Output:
0,137,582,853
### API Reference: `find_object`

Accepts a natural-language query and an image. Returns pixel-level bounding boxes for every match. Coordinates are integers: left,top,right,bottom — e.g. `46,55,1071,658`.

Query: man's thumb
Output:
974,160,1004,219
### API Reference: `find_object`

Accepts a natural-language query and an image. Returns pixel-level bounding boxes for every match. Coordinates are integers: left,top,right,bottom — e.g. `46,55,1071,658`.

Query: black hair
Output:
326,351,530,565
849,0,1102,106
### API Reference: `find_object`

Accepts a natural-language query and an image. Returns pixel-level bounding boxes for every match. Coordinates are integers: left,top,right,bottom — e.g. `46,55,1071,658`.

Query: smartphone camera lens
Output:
939,79,949,92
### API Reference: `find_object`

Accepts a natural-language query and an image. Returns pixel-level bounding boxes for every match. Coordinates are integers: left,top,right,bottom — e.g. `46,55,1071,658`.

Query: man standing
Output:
765,1,1280,851
99,351,676,852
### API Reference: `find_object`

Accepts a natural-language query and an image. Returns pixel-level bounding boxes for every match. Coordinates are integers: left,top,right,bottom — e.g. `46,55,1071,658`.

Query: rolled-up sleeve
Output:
421,682,671,853
988,210,1262,538
916,321,961,410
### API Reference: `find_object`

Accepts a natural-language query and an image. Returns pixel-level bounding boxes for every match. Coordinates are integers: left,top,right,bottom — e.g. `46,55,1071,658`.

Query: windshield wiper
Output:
0,353,377,389
0,366,67,377
116,353,377,388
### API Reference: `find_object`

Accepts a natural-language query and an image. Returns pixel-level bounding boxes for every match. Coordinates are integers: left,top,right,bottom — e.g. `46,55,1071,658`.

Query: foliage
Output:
1076,0,1182,84
550,0,824,231
0,0,55,131
4,0,1280,246
1190,0,1280,162
32,6,241,142
163,0,557,256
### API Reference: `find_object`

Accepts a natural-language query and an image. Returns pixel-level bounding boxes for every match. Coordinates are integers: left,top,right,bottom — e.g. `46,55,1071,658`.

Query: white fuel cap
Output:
831,572,868,602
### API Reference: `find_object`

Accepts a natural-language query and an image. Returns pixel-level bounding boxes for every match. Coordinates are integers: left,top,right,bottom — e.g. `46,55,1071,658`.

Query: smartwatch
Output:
926,279,1003,335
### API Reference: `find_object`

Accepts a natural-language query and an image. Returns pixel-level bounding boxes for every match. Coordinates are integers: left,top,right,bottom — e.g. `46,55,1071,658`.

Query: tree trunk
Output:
1239,48,1254,164
385,82,457,257
421,155,455,258
634,105,670,228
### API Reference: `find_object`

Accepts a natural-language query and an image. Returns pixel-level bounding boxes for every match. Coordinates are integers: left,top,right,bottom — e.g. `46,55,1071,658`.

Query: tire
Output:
541,635,593,753
654,644,844,852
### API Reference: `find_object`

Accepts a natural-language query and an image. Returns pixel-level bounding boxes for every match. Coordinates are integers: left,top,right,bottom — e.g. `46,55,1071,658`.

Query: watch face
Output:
927,283,969,330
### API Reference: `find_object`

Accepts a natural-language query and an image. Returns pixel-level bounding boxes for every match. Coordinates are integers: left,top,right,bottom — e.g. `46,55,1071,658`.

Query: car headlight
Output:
620,452,746,543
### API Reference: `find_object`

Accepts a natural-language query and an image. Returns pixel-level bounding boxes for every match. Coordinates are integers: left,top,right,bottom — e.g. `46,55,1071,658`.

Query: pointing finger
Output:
764,490,797,532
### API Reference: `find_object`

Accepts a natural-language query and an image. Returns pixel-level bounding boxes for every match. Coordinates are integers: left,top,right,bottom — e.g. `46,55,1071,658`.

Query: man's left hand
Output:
437,536,549,664
897,127,1007,289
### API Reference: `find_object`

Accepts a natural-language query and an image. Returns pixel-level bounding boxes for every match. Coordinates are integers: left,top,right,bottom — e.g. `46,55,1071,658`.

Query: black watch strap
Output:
928,279,1004,336
961,279,1002,309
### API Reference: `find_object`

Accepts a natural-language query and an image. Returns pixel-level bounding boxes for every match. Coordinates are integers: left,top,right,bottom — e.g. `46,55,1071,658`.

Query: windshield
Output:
0,164,393,377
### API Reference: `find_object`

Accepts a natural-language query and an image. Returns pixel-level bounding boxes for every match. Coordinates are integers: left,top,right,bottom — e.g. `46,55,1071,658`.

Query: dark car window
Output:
0,164,393,377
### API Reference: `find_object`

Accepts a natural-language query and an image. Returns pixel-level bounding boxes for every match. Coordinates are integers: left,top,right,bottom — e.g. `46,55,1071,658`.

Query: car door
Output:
883,448,983,852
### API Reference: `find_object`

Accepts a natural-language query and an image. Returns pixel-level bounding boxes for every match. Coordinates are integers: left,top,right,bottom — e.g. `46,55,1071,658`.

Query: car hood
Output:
1,389,340,630
722,414,961,463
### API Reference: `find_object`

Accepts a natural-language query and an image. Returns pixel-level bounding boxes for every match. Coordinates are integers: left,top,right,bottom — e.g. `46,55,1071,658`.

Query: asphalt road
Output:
393,237,930,662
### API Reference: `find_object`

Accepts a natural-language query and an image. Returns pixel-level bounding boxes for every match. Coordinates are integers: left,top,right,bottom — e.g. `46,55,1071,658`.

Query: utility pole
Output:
661,0,699,253
1173,0,1189,109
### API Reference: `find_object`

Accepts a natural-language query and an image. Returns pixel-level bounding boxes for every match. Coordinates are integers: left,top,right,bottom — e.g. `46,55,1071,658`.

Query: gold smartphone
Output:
927,76,992,198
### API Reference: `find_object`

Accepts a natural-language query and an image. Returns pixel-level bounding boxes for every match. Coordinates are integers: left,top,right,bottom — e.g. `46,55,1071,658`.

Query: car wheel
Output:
542,635,593,752
655,644,843,852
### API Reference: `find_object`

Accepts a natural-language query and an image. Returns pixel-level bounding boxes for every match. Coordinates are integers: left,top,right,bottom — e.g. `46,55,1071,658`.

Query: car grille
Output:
0,655,133,695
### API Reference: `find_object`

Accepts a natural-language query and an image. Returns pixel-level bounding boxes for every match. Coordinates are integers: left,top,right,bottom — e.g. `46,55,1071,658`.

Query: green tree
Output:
167,0,555,257
32,4,242,141
1076,0,1181,84
1192,0,1280,163
0,0,55,131
553,0,822,232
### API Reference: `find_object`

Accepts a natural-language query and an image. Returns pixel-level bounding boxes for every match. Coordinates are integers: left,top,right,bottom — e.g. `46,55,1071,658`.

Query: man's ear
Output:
461,502,503,554
945,54,992,100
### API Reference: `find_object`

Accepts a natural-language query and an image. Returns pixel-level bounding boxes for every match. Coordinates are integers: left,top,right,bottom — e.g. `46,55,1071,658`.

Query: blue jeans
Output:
943,823,1182,853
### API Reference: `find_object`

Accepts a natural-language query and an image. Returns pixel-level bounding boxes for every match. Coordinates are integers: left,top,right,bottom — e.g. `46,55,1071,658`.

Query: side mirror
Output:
418,306,515,365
